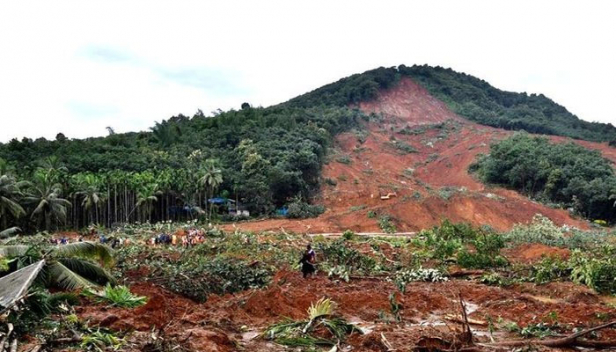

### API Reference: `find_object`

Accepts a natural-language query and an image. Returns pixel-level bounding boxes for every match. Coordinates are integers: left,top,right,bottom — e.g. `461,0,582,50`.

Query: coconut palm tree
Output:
0,241,115,290
0,158,16,176
199,160,223,220
135,183,160,222
38,156,68,184
0,174,26,229
25,171,71,231
75,174,104,225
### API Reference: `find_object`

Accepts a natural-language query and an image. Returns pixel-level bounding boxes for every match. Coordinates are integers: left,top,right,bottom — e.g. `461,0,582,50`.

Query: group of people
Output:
49,236,81,245
148,229,206,247
99,234,130,248
182,229,206,247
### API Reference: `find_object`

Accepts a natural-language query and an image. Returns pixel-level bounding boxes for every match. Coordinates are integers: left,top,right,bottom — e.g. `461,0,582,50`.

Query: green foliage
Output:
378,214,397,234
80,330,124,351
318,239,378,276
335,155,352,164
392,268,448,293
47,292,81,308
152,255,271,302
286,199,325,219
479,272,512,287
264,298,361,347
527,256,570,284
0,242,115,291
520,322,559,339
473,133,616,222
416,220,507,269
367,210,376,219
285,66,399,107
85,284,147,308
8,289,52,335
342,230,355,241
0,105,363,231
569,250,616,294
457,233,507,269
388,139,417,154
388,292,402,322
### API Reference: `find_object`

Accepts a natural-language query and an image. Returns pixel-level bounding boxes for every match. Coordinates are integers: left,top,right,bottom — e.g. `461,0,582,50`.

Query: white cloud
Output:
0,0,614,142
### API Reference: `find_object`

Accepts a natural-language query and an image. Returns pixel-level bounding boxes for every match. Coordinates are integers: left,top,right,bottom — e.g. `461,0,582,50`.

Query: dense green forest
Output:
471,132,616,222
287,65,616,143
0,106,364,232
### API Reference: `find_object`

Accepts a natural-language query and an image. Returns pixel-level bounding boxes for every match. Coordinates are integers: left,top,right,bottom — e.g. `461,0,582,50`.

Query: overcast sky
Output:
0,0,615,142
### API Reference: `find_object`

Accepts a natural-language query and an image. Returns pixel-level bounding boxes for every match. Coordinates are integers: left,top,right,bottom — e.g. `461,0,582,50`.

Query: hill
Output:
230,76,616,233
1,65,615,234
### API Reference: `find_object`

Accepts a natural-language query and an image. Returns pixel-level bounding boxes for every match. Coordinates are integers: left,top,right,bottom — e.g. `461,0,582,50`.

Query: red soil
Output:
503,243,571,264
226,77,604,234
77,270,616,351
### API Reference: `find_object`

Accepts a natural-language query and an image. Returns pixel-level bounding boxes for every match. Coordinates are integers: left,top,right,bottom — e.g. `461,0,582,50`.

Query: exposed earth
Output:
71,239,616,352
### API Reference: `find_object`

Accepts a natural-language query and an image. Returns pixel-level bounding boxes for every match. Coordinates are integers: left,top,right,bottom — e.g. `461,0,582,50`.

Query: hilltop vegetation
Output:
287,65,616,143
472,132,616,222
0,106,363,232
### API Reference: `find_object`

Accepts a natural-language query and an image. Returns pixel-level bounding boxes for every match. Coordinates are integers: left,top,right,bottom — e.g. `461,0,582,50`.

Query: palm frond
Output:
0,245,30,257
84,284,147,308
58,258,116,286
53,241,114,267
0,196,25,218
31,199,48,217
307,297,335,320
0,227,21,239
46,261,97,290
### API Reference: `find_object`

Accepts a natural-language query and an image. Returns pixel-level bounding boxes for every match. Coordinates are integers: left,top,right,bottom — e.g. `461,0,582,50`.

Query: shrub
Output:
85,284,148,308
457,234,507,269
569,250,616,294
367,210,376,219
153,256,272,302
287,201,326,219
392,268,448,293
388,140,417,154
505,214,566,247
324,178,337,186
342,230,355,241
318,239,377,276
527,256,570,284
378,215,397,234
336,155,352,164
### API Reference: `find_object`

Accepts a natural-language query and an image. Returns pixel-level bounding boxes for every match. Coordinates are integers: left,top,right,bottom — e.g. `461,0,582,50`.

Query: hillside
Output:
230,77,616,233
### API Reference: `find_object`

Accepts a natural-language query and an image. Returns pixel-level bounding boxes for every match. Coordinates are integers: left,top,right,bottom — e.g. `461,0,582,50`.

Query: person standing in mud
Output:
299,244,316,278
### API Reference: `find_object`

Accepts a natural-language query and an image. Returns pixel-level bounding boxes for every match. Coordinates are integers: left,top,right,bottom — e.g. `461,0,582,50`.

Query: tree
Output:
199,159,223,220
25,171,72,231
75,174,104,225
0,241,115,290
0,174,26,229
151,121,180,147
135,183,160,222
55,133,67,142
